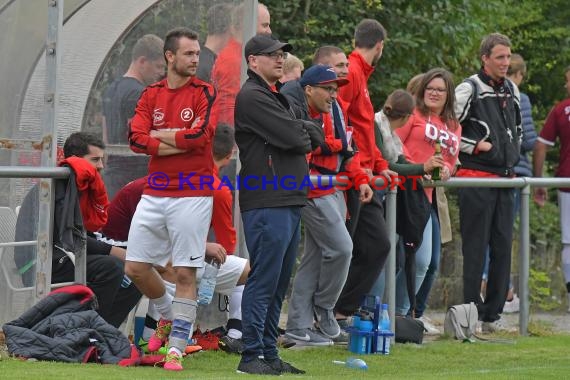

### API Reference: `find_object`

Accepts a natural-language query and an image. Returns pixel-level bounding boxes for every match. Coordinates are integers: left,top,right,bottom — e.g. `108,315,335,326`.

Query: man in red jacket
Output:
336,19,394,326
125,27,216,372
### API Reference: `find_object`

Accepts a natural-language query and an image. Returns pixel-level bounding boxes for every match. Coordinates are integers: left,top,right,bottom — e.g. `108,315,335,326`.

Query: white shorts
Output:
559,191,570,244
158,255,247,297
126,195,213,268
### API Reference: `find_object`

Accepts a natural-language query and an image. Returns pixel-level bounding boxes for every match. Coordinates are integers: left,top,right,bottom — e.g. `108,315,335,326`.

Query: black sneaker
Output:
265,358,306,374
236,357,280,375
219,335,244,354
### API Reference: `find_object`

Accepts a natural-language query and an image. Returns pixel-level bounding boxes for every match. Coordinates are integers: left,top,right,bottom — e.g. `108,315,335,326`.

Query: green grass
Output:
2,335,570,379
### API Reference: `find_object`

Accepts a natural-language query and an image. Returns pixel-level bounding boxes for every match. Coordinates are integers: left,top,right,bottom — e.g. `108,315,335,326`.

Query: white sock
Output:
229,285,244,321
228,328,242,339
150,292,174,321
168,347,182,357
143,326,154,341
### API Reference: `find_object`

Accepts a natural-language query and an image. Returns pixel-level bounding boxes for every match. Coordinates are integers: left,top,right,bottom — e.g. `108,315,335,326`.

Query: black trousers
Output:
52,254,141,328
458,187,514,322
335,191,390,315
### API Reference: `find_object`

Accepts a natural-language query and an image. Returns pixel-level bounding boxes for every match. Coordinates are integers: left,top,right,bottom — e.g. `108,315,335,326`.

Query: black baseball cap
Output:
244,34,292,59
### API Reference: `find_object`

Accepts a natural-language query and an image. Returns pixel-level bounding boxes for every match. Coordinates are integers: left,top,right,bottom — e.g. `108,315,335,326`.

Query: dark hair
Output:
383,89,414,120
479,33,511,60
312,45,343,65
354,19,386,49
164,27,199,60
213,124,235,160
131,34,164,62
416,67,458,127
206,3,232,35
63,132,105,158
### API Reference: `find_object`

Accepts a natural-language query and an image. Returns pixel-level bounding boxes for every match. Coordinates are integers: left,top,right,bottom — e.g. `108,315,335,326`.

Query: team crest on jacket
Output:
153,108,165,126
180,107,194,122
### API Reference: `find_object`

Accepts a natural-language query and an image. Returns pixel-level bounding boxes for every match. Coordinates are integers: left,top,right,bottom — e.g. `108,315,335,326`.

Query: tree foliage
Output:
265,0,570,119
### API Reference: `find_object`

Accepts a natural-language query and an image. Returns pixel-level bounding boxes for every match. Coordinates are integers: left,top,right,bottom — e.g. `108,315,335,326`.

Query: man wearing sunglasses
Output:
283,65,373,346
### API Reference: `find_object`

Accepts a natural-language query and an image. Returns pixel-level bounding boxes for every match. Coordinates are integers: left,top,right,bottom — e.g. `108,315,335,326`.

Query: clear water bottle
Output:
378,303,391,354
197,259,220,305
332,358,368,370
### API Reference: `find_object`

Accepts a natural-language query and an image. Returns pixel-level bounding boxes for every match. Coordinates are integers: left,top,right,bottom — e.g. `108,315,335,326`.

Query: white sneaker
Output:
418,316,441,335
481,318,517,333
503,294,520,313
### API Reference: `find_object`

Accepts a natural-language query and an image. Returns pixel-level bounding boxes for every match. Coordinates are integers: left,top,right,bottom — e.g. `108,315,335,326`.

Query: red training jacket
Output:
338,51,388,174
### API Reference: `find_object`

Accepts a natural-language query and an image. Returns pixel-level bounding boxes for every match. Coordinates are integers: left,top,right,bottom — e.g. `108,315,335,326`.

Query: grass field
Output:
2,334,570,379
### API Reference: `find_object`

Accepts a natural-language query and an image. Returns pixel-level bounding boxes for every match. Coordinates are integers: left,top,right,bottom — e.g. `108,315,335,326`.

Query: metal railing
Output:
0,166,86,305
308,175,570,336
1,169,569,335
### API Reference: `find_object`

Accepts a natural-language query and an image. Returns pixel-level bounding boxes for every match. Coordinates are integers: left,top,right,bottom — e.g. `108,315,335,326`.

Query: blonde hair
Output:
508,53,526,76
406,73,425,97
283,53,304,75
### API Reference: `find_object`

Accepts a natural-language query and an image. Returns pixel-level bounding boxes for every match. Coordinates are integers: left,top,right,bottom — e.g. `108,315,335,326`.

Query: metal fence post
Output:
519,183,531,335
35,0,64,300
385,186,397,333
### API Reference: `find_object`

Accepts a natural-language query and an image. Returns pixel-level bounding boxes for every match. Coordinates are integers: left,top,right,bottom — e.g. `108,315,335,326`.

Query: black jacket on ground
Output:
234,69,323,211
3,284,132,363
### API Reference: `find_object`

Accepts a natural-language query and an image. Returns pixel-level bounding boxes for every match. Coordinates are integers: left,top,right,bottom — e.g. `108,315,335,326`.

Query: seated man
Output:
15,132,141,328
101,124,249,353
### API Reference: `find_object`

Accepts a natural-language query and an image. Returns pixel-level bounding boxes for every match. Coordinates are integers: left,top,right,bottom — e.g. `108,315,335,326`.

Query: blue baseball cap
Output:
299,65,349,88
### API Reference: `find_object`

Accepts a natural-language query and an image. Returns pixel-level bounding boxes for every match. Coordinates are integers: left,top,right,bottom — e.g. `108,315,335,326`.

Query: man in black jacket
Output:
454,33,521,333
234,34,323,375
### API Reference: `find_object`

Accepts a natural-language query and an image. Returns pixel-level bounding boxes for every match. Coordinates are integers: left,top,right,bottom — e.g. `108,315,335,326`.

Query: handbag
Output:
444,302,478,341
395,316,425,344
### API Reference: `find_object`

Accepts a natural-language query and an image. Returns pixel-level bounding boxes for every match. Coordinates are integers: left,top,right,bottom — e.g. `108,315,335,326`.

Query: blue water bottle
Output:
349,315,361,353
332,358,368,370
359,318,373,354
378,303,391,354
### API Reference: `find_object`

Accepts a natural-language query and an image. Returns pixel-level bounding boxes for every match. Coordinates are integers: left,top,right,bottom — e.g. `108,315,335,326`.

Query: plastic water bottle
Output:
332,358,368,370
378,303,391,354
197,259,220,305
359,317,373,354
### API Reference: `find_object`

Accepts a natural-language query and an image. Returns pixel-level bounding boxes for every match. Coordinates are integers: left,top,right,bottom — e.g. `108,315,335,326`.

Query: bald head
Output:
257,3,271,35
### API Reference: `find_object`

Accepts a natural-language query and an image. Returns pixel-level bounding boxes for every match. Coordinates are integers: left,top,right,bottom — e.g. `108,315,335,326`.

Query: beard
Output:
172,59,196,77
